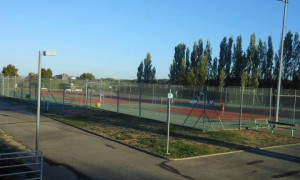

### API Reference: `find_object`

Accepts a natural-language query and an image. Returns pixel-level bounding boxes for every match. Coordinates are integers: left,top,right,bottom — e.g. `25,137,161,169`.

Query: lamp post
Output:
275,0,288,123
36,50,56,151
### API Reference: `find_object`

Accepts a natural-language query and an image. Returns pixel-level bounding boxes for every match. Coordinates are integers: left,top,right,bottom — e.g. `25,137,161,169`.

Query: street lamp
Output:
275,0,288,123
36,50,56,151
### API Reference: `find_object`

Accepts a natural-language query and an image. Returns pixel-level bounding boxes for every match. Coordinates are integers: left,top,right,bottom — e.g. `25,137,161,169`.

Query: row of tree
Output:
137,53,156,83
168,31,300,89
1,64,96,81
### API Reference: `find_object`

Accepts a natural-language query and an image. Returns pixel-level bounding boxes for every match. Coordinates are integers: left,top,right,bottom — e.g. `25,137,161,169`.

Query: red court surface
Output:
157,107,268,121
41,92,268,121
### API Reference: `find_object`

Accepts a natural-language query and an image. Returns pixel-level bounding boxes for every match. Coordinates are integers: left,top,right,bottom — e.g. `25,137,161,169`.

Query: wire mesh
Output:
1,76,299,131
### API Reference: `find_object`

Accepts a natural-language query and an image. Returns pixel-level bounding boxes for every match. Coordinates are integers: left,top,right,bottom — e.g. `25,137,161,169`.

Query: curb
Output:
260,142,300,150
169,150,244,161
170,143,300,161
41,113,169,160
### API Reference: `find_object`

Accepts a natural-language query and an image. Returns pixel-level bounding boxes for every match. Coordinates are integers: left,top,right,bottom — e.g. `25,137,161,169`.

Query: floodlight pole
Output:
36,51,42,151
36,50,56,152
275,0,288,123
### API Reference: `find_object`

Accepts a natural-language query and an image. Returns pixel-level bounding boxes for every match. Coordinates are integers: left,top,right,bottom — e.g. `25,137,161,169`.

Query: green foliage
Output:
241,71,248,88
211,57,218,85
252,69,260,89
137,53,156,83
28,72,38,79
197,55,208,87
218,37,227,75
169,43,187,84
41,68,53,79
168,31,300,89
246,33,259,78
225,37,234,83
283,31,293,81
143,53,156,83
2,64,18,77
265,36,274,87
79,73,95,80
219,68,225,91
137,61,144,83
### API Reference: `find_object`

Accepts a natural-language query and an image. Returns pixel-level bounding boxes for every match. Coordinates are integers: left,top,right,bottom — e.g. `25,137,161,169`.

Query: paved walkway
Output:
0,101,299,179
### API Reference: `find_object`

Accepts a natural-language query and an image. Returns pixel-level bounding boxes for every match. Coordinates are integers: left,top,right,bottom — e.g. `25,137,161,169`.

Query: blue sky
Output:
0,0,299,79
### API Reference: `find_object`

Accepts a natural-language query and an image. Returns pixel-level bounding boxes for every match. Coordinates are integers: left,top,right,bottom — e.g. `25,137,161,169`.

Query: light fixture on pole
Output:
36,50,56,151
275,0,288,123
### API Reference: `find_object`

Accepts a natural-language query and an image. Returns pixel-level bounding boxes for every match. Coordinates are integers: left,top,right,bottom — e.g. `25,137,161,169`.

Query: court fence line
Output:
0,76,299,131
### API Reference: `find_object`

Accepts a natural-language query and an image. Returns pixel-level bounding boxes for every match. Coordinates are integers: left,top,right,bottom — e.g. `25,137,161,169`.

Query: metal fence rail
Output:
0,150,43,179
0,76,299,131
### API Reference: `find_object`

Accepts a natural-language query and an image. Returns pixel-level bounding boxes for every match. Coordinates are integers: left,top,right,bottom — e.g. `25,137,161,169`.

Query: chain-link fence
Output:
1,76,299,131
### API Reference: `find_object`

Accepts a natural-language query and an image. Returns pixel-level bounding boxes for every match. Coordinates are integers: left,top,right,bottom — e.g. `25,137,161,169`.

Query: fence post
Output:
193,86,195,99
85,81,88,106
225,87,227,103
129,82,131,104
252,89,255,113
139,83,142,118
7,77,10,97
90,88,92,107
63,89,65,104
268,88,272,121
239,87,244,130
152,84,154,104
29,77,31,98
293,90,296,124
21,79,24,99
14,76,16,98
1,76,4,96
117,80,120,113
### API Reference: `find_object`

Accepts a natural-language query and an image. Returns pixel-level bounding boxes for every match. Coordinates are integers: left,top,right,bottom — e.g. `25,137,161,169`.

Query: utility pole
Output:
275,0,288,123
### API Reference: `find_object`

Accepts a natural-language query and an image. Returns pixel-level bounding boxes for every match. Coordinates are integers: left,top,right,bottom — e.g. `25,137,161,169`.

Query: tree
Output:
282,31,293,83
197,55,208,87
2,64,18,77
292,32,300,87
143,53,156,83
273,52,280,86
211,57,218,85
252,69,260,89
241,72,248,88
28,72,38,79
180,58,187,84
225,37,234,85
266,36,274,87
218,37,227,76
257,39,266,80
185,48,190,73
219,68,225,92
169,43,186,84
151,67,156,83
137,53,156,83
198,39,204,63
79,73,95,80
137,62,144,83
41,68,53,79
205,40,213,84
232,36,245,86
190,42,199,74
186,70,196,85
246,33,258,79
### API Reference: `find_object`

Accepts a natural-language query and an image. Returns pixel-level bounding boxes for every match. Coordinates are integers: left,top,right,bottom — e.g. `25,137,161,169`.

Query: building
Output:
53,73,69,81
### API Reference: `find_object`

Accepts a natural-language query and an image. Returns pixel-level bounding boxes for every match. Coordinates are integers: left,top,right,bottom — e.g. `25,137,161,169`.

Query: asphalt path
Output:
0,101,299,179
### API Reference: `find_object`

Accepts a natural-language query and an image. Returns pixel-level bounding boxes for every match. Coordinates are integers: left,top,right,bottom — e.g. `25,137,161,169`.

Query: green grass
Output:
55,112,300,158
3,97,300,159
